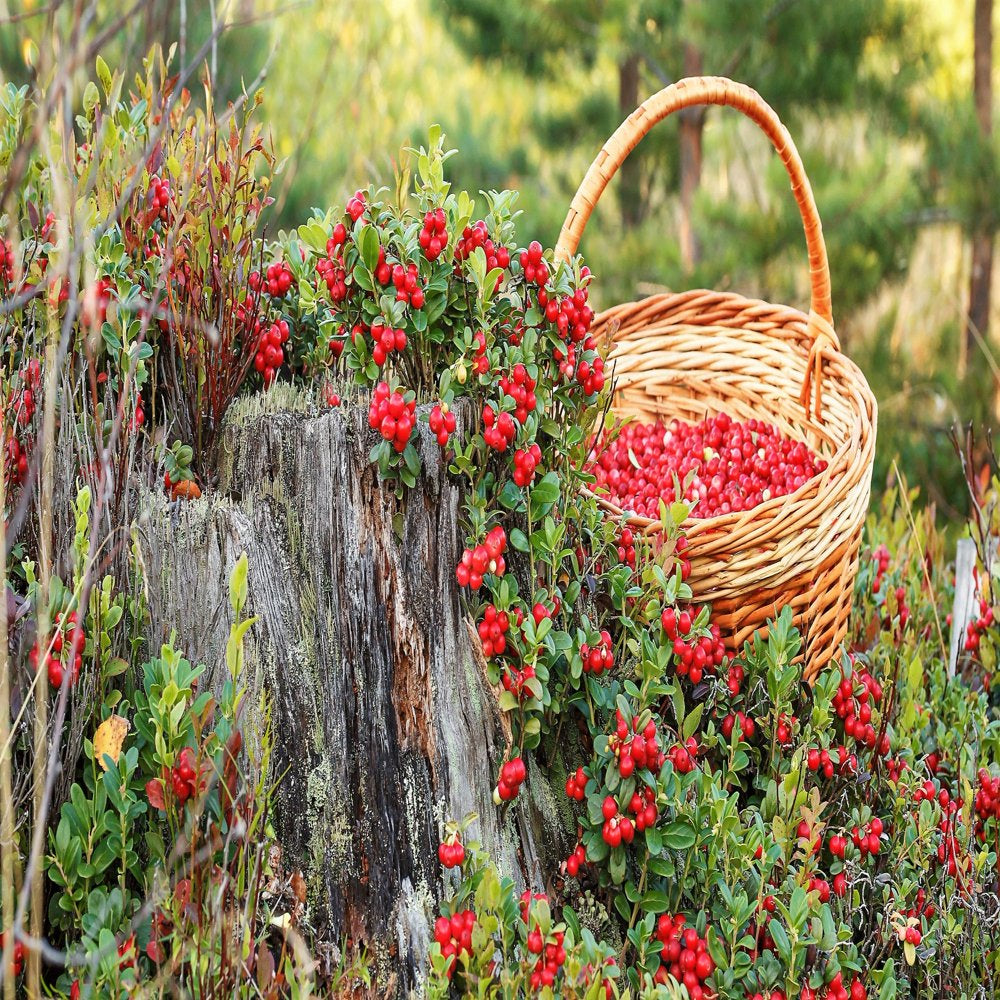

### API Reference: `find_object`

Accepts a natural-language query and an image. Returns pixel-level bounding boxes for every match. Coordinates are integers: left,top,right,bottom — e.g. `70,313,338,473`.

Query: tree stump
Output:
135,391,570,992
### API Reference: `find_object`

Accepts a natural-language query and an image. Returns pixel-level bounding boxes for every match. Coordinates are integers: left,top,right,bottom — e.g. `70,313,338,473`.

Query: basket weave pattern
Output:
556,78,877,681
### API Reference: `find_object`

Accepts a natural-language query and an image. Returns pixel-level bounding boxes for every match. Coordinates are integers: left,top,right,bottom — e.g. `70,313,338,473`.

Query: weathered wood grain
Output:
135,392,569,992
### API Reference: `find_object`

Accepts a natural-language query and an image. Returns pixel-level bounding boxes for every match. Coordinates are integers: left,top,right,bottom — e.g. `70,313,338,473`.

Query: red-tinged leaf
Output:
145,777,165,811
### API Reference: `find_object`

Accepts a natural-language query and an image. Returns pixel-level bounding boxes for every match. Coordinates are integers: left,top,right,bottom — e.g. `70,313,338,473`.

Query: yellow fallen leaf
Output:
93,714,130,771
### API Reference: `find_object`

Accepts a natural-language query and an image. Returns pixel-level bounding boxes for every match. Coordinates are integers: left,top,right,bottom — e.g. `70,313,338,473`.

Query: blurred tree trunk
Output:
619,54,643,228
966,0,994,369
678,42,704,274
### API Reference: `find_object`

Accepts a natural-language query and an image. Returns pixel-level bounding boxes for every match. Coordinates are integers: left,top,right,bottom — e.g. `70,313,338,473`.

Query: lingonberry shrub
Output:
431,465,1000,999
278,126,603,493
38,553,316,998
427,839,619,999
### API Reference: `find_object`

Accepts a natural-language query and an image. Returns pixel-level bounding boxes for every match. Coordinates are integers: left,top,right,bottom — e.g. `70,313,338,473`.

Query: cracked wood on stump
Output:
135,393,570,993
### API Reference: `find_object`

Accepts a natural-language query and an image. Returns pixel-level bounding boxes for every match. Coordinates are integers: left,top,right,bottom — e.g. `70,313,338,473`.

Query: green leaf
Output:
404,443,422,478
229,552,249,615
682,703,703,741
529,472,560,507
498,480,524,510
96,56,113,98
83,81,99,115
662,818,696,850
640,890,670,914
509,528,530,553
608,847,626,885
769,920,791,962
359,225,380,272
498,691,519,712
352,265,374,291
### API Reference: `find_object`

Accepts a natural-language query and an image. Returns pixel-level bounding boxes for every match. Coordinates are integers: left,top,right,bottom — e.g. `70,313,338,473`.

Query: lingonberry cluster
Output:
536,279,593,343
369,321,408,368
346,190,366,222
367,382,416,452
438,833,466,869
3,358,41,492
428,403,457,446
668,736,699,774
29,610,86,688
420,209,449,261
974,767,1000,837
0,930,25,977
720,710,757,741
169,747,200,804
317,239,348,302
498,364,538,423
870,543,891,593
962,596,994,654
870,543,911,631
579,628,614,675
784,971,868,1000
934,800,969,881
725,662,745,696
626,785,659,832
590,412,827,519
609,709,664,779
774,712,796,746
3,434,29,491
574,353,606,396
147,174,172,221
500,660,536,702
469,329,489,376
477,603,512,658
660,605,727,684
146,746,202,812
911,887,935,921
433,909,476,978
615,526,636,568
519,240,549,287
0,237,16,287
565,767,587,801
599,795,635,848
250,260,294,298
524,918,566,991
9,358,40,426
653,914,714,999
454,219,509,285
563,841,587,876
254,318,290,386
482,403,518,452
807,746,840,779
81,276,113,328
512,442,542,487
391,262,425,309
456,525,507,591
850,816,885,858
493,756,526,802
832,662,889,753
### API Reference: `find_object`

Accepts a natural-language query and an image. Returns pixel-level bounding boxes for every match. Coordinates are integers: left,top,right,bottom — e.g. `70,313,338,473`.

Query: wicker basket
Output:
556,77,877,682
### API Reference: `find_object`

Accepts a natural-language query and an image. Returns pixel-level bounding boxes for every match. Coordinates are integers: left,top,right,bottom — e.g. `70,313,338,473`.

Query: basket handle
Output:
555,76,838,421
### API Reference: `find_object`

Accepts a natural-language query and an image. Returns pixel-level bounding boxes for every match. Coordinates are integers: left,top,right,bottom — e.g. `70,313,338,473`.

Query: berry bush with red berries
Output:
426,481,1000,998
5,46,1000,1000
268,126,1000,999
